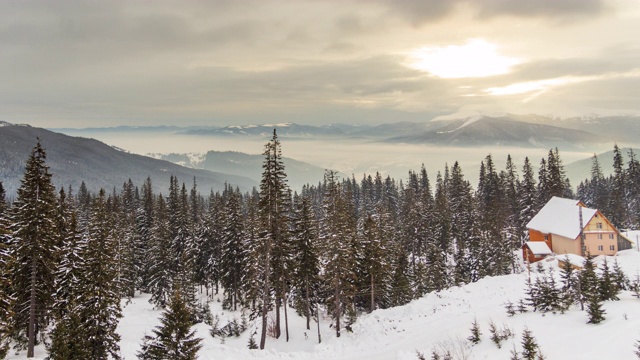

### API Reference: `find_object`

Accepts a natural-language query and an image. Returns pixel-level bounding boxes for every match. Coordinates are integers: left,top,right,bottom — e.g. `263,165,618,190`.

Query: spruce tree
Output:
250,130,292,348
291,193,320,330
609,144,627,228
468,318,481,344
137,288,202,359
0,181,11,358
80,189,123,359
148,195,173,308
586,294,606,324
598,258,620,301
520,328,539,360
220,186,246,311
8,141,59,357
320,170,357,338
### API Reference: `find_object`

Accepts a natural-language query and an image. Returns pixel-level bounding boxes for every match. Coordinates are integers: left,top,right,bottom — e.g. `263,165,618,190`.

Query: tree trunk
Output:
283,286,290,342
27,253,37,358
259,236,271,350
305,279,311,330
370,272,375,313
334,279,341,338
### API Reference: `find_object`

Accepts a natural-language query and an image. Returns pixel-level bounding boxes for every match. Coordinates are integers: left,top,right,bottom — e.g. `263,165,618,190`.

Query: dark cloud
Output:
374,0,607,26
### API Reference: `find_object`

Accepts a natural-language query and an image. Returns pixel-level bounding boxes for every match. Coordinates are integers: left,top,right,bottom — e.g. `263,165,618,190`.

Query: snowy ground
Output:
7,249,640,360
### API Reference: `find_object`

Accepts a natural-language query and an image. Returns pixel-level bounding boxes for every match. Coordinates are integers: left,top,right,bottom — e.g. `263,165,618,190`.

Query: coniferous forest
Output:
1,132,640,359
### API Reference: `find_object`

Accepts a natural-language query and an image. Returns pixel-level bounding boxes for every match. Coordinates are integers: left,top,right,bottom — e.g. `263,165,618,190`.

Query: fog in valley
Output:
66,129,607,189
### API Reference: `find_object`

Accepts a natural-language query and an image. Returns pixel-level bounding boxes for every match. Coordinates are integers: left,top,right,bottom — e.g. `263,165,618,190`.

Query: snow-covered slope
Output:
9,251,640,359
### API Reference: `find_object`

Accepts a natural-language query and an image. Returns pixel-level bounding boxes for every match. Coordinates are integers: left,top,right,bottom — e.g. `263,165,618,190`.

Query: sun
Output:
407,39,520,78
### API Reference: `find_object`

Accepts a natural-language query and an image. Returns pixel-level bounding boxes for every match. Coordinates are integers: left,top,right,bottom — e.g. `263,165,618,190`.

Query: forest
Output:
1,131,640,359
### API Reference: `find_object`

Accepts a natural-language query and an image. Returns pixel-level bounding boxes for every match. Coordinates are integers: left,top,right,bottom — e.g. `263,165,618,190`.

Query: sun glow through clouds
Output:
407,39,520,78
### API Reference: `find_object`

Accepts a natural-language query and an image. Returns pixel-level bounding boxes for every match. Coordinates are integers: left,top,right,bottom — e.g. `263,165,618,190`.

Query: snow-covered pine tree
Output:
290,193,320,330
137,176,155,292
468,318,481,344
609,144,628,228
502,154,522,267
579,255,600,304
598,258,620,301
320,170,357,338
626,149,640,229
79,189,123,359
137,288,202,359
48,190,88,359
8,141,59,357
520,328,539,360
255,129,291,348
148,195,173,308
220,185,246,311
477,155,511,278
518,157,538,232
448,161,477,285
357,212,389,312
0,181,11,358
427,171,450,291
586,293,606,324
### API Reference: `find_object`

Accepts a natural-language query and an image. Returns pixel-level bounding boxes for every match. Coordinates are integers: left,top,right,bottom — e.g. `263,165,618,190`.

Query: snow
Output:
8,251,640,360
525,241,553,255
526,196,598,239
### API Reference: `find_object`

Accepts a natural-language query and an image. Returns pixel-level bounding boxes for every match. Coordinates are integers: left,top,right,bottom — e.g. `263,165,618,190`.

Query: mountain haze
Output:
0,122,256,197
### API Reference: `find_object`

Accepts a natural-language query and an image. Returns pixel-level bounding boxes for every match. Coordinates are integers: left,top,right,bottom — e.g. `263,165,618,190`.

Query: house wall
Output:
583,211,618,256
528,229,552,249
550,234,581,256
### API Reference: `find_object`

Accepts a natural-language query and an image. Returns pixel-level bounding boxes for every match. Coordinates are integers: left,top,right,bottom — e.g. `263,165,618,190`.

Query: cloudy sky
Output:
1,0,639,128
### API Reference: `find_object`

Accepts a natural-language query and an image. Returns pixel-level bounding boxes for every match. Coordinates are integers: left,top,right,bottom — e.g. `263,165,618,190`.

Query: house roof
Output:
526,196,597,239
524,241,553,255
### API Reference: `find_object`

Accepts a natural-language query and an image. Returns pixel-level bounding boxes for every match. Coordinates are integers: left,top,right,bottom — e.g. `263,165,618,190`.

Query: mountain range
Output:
148,151,331,190
0,122,256,198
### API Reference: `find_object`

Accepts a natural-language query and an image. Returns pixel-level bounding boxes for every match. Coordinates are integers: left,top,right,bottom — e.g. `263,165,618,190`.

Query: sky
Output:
1,0,640,128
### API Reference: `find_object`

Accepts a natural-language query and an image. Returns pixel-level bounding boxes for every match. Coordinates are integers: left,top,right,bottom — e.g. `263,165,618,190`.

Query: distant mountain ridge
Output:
148,151,332,190
52,114,632,150
0,122,256,197
389,115,608,149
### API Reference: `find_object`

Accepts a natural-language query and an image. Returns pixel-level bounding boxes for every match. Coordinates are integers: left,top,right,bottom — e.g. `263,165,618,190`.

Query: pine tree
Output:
608,144,627,228
291,194,321,330
468,318,481,344
598,258,620,301
148,195,173,308
255,130,291,348
137,288,202,359
320,170,357,338
579,255,599,305
520,328,539,360
220,186,246,311
8,141,59,356
80,189,123,359
586,294,606,324
518,157,538,227
0,181,12,358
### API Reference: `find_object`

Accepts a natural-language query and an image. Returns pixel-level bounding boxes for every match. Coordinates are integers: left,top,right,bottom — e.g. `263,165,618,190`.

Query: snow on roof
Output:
525,241,553,255
526,196,597,239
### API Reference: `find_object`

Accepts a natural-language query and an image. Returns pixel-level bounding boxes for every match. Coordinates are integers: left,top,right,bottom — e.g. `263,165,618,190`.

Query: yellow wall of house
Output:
551,234,582,256
583,211,618,256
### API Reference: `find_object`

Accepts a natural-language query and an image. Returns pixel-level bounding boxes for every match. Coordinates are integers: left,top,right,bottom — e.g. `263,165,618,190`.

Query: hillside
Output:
0,122,256,197
9,249,640,359
565,147,640,185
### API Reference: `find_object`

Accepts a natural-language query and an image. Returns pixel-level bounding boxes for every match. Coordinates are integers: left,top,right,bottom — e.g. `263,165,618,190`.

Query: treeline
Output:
0,133,631,359
577,145,640,229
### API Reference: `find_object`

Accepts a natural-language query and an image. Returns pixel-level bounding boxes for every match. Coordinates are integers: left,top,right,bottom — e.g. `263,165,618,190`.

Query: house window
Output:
609,233,614,239
610,245,615,250
544,235,548,241
598,245,604,251
597,233,603,239
596,223,603,229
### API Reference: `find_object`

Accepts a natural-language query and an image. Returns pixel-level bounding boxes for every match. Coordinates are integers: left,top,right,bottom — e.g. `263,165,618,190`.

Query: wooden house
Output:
525,196,633,260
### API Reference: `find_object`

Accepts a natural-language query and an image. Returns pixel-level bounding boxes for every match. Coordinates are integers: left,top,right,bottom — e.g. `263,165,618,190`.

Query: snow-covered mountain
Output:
390,115,608,149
